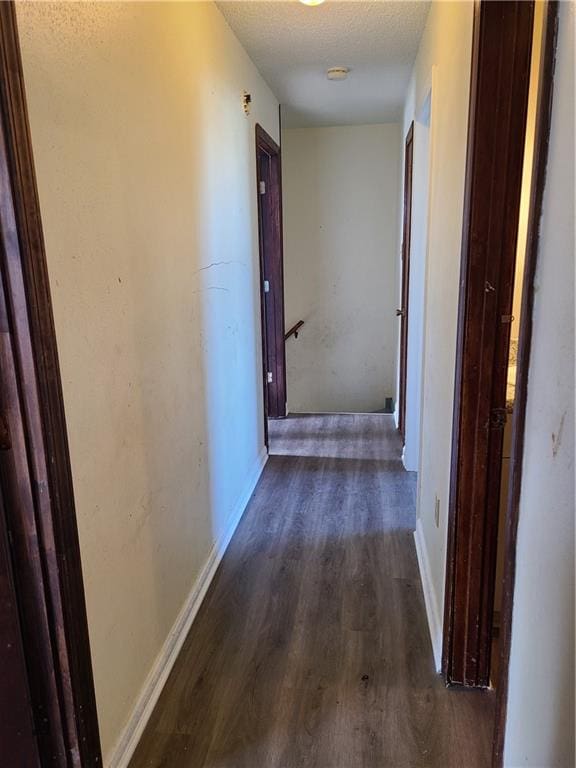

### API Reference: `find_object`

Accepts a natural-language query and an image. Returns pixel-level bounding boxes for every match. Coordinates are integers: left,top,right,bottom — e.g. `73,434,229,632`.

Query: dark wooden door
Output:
0,482,42,767
443,0,535,689
256,125,286,424
398,122,414,441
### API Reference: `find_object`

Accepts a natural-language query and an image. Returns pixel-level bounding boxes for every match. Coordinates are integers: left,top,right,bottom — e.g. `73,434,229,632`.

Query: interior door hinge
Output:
259,180,266,195
263,280,270,293
267,371,273,384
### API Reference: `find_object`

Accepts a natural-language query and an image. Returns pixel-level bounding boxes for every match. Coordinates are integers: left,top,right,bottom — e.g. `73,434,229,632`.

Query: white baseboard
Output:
106,447,268,768
402,444,418,473
413,519,443,672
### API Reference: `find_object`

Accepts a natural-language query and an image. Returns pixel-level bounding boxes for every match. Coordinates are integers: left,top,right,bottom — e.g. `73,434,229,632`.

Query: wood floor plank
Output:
129,414,494,768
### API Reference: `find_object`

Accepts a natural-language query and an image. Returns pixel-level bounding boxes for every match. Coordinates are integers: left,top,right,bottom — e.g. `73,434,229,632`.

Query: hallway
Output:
129,414,494,768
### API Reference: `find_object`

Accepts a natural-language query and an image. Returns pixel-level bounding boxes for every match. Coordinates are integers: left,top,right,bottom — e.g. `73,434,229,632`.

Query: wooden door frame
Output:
398,122,414,442
443,0,535,690
255,123,286,432
0,5,102,766
0,480,42,766
443,0,560,758
491,3,559,765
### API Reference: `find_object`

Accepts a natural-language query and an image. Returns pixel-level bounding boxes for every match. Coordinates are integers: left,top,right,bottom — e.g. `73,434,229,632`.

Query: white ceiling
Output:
217,1,430,127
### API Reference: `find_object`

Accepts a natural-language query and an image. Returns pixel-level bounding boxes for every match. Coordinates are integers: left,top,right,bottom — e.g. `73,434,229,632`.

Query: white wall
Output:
405,1,474,667
504,3,575,765
282,124,401,414
16,2,278,762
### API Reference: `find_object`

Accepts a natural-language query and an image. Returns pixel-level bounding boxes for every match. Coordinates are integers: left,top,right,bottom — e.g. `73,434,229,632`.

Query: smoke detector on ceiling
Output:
326,67,349,82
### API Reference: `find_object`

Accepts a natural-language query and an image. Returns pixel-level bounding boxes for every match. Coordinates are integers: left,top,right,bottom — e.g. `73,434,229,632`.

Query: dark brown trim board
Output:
442,0,535,688
398,122,414,442
492,3,559,765
0,4,102,766
0,480,43,766
442,0,482,684
255,123,287,423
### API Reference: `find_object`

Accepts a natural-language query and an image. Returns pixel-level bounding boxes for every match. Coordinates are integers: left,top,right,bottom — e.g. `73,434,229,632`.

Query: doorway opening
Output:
442,2,557,764
281,122,401,418
491,0,547,690
256,123,287,446
397,122,414,443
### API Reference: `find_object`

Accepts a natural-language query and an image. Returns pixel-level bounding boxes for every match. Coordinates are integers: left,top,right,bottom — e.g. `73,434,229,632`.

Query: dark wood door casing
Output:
256,124,286,422
443,0,535,689
492,3,559,764
0,483,42,767
0,198,69,761
0,4,102,765
398,122,414,442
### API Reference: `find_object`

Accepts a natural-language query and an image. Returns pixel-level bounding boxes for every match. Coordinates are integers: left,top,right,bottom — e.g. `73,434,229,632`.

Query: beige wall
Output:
504,3,575,765
403,0,474,667
282,124,401,413
16,2,278,761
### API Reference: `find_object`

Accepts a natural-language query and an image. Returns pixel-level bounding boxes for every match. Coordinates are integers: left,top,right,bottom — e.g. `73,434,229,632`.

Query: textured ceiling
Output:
217,1,430,127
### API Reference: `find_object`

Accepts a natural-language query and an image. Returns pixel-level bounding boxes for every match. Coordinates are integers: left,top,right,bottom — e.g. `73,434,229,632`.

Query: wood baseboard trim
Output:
106,447,269,768
414,519,443,672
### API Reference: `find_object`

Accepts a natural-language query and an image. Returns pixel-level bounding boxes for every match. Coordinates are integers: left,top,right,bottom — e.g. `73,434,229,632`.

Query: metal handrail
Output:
285,320,304,341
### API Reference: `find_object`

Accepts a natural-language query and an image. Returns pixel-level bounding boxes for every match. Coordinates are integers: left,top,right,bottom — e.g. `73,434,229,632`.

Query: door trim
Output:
0,482,42,765
398,122,414,442
0,4,102,765
492,2,559,764
443,0,535,688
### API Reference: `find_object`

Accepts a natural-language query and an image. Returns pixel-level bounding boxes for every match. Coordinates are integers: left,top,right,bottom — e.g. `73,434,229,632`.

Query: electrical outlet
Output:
434,495,440,528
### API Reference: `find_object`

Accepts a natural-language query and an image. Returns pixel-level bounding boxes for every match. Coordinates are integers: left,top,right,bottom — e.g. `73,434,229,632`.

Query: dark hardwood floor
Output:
129,414,494,768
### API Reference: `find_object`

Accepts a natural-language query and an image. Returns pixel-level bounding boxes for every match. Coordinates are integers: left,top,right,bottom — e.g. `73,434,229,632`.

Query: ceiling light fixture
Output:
299,0,325,6
326,66,349,81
